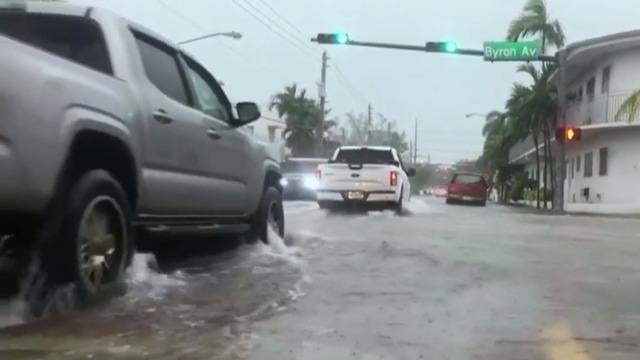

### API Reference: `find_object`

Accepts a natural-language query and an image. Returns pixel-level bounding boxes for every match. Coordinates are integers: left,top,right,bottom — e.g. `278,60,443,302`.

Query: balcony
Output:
567,91,640,125
509,136,535,164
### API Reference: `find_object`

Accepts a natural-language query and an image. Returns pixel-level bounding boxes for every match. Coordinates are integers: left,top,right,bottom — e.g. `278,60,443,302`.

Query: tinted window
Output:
452,174,484,185
0,14,112,74
333,149,396,165
184,58,230,122
134,34,189,105
282,160,326,173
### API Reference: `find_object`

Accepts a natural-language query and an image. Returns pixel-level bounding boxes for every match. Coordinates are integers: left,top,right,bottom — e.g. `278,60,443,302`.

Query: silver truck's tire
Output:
250,186,284,244
49,170,132,302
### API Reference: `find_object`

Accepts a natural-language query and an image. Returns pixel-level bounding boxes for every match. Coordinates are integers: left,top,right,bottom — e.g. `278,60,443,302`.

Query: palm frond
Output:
517,63,540,82
616,90,640,122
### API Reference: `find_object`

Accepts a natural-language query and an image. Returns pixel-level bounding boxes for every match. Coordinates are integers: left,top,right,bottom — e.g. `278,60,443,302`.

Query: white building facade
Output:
243,105,288,162
510,30,640,213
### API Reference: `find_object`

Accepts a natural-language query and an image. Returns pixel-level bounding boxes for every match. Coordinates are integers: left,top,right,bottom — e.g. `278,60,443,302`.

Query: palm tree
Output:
507,0,565,53
508,0,563,208
270,84,319,156
482,111,506,137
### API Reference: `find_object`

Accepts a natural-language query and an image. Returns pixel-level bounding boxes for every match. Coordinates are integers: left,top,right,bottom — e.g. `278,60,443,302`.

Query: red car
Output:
446,173,488,206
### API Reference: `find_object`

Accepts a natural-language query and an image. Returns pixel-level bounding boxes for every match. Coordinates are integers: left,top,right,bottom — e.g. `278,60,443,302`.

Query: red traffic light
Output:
556,126,581,143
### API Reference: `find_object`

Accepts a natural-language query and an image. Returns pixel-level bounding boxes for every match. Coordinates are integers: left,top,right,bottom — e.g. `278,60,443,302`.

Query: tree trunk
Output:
533,132,541,209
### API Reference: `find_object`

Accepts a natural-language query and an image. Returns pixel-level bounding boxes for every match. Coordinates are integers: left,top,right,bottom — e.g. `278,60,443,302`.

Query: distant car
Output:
316,146,415,212
281,158,327,200
433,187,448,198
446,173,488,206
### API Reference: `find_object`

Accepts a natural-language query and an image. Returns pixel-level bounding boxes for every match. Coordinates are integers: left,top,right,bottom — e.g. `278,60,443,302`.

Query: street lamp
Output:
465,113,487,119
178,31,242,46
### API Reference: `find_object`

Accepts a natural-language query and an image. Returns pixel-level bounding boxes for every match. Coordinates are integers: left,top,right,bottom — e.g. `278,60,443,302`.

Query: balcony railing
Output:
509,91,640,164
567,91,640,125
509,136,535,163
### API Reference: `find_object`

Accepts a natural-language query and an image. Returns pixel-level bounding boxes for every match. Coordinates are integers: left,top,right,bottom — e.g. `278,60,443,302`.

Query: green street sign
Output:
483,40,541,61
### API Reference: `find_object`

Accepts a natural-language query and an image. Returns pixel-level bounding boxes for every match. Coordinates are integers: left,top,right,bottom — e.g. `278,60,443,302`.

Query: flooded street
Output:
2,198,640,359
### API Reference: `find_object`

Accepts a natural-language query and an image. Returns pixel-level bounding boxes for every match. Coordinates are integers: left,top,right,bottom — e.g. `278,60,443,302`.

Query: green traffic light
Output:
335,33,350,44
445,41,458,53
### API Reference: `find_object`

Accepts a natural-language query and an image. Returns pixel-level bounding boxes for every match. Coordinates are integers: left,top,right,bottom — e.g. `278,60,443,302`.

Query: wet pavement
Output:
2,197,640,359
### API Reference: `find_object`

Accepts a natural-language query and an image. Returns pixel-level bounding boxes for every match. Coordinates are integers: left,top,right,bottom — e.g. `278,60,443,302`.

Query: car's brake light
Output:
316,168,322,180
390,171,398,186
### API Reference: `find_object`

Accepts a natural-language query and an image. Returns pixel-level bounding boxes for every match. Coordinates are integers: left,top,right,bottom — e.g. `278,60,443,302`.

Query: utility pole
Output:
409,141,413,165
366,104,372,145
413,118,418,164
316,51,328,156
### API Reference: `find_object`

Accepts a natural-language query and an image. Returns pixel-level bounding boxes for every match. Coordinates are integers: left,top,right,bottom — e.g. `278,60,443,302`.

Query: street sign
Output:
483,40,541,61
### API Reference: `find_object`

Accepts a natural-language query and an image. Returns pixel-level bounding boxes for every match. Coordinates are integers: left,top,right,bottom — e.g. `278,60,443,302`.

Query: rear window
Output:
0,13,112,75
452,174,485,185
333,149,397,165
282,160,325,173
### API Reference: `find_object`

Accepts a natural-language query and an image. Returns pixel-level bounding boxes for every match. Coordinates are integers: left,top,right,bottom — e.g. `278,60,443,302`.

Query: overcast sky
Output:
71,0,640,163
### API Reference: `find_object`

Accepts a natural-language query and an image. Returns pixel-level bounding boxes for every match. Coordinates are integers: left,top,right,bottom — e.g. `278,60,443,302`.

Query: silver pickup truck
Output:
0,3,284,303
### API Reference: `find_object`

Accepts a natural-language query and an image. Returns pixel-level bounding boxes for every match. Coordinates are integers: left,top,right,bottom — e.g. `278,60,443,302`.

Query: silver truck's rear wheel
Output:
49,170,132,302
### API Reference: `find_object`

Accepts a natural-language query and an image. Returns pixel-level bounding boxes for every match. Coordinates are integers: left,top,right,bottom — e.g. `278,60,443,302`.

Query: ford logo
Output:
351,173,360,178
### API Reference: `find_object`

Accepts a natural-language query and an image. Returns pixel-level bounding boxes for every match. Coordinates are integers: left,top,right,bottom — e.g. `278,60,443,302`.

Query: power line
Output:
254,0,310,40
331,64,370,105
232,0,372,113
231,0,318,61
241,0,316,54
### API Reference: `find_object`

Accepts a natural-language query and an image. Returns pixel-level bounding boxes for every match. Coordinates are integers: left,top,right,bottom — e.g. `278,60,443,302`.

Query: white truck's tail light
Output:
316,168,322,180
390,171,398,186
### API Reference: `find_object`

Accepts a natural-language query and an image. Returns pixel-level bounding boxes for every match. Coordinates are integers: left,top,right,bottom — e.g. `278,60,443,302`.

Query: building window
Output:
584,152,593,177
601,66,611,94
586,77,596,101
599,147,608,176
577,86,583,101
268,126,277,143
570,158,575,179
576,155,581,172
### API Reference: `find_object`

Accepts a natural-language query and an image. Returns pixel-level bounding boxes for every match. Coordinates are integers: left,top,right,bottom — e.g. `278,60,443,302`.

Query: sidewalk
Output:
498,200,640,219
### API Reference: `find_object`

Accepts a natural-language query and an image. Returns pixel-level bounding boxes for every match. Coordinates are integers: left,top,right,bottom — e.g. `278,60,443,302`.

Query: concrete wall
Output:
565,127,640,205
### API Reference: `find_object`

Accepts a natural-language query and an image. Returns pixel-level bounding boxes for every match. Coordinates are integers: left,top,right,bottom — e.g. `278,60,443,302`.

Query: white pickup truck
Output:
316,146,415,212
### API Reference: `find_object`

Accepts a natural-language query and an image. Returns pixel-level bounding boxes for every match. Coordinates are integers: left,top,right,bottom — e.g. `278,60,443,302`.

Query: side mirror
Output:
406,168,416,177
236,102,261,125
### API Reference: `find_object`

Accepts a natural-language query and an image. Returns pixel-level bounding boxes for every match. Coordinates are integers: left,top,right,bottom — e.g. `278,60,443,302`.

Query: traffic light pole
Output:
553,50,568,214
311,37,556,62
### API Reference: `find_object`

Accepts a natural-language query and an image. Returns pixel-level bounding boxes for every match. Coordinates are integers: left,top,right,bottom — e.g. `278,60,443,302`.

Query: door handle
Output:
207,129,222,140
152,109,173,124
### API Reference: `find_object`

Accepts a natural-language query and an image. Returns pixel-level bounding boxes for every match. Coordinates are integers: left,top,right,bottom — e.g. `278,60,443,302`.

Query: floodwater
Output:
3,198,640,359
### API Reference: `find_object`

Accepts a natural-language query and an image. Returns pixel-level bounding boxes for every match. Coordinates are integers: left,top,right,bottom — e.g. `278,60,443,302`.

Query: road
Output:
1,197,640,359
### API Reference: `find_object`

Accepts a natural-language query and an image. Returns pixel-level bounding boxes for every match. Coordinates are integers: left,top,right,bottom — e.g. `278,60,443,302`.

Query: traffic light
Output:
316,33,350,45
425,41,458,53
556,126,582,143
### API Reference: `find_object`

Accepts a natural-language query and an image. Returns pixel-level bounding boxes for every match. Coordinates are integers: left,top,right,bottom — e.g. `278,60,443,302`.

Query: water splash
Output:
125,254,186,299
403,197,441,215
0,299,26,328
